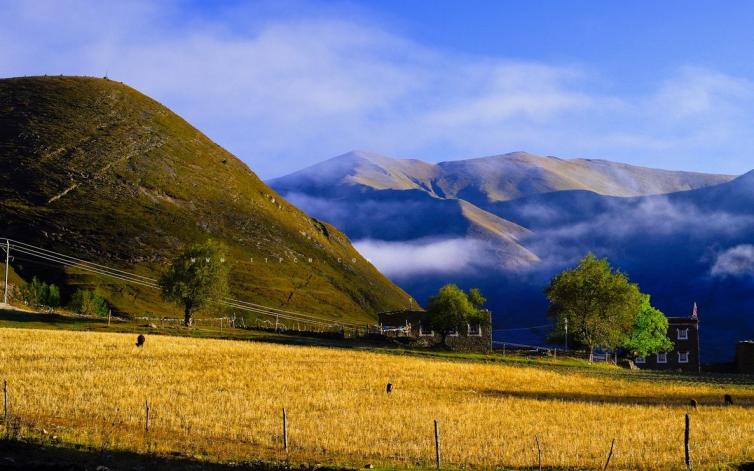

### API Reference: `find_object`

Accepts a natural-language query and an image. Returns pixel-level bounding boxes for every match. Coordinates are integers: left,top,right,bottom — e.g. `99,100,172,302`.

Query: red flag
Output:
691,302,698,320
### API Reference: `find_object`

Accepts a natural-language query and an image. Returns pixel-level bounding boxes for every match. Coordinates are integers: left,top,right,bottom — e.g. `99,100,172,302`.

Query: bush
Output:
68,289,109,316
21,276,61,308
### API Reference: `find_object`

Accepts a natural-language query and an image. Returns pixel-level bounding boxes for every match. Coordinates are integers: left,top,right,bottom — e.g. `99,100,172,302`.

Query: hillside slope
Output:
0,76,411,322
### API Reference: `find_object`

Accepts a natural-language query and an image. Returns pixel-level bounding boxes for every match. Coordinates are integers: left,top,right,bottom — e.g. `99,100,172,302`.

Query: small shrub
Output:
68,288,109,316
21,276,61,308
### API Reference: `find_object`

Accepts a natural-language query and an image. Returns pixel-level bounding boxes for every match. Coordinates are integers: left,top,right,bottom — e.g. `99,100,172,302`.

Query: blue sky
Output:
3,0,754,178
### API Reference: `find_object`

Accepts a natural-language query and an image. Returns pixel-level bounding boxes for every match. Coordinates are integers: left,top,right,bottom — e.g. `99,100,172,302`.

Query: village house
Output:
377,310,492,352
635,304,700,373
736,341,754,374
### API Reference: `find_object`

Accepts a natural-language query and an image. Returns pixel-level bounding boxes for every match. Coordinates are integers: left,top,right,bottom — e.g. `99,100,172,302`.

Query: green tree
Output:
47,284,61,308
545,254,642,356
159,240,230,326
622,294,673,357
68,288,109,316
427,284,487,346
22,276,60,308
468,288,487,309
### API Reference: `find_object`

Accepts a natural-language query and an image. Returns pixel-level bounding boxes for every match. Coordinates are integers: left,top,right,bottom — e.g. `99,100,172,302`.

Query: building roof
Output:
378,310,426,326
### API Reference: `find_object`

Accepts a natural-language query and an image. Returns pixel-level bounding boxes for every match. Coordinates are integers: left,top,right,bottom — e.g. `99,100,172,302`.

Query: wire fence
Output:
492,341,617,363
0,375,711,470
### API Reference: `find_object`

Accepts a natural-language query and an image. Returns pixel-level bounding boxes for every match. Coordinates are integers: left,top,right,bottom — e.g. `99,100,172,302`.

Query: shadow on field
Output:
481,389,754,408
0,439,342,471
0,308,103,327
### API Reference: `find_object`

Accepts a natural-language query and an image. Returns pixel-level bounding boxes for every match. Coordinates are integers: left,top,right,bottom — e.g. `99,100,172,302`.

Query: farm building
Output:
635,304,700,373
377,310,492,352
736,341,754,374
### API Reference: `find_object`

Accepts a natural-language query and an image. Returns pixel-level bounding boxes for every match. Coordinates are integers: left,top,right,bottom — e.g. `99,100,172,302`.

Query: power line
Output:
1,237,364,331
492,324,552,333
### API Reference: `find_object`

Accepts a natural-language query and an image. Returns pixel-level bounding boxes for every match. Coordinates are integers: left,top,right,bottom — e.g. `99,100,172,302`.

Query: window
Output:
468,323,482,337
448,329,459,337
634,356,646,364
677,328,688,340
656,352,668,364
419,324,434,337
678,351,689,364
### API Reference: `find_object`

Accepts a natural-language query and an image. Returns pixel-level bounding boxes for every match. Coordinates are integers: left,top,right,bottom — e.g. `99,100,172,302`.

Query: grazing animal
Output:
689,399,698,409
136,334,146,348
724,394,734,406
386,383,393,396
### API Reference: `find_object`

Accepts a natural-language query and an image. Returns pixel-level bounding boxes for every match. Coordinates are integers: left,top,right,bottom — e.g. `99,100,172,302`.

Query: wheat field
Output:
0,328,752,470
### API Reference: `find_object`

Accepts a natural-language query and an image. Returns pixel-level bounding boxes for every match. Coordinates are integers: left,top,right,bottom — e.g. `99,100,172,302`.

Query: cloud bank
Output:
711,245,754,278
354,238,493,277
2,1,754,177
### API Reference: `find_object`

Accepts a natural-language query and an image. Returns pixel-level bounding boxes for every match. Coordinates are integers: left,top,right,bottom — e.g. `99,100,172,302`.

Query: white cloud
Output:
711,245,754,278
354,238,492,277
2,1,754,177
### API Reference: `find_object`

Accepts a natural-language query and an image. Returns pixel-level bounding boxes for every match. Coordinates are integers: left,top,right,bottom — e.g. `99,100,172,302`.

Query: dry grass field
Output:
0,328,752,470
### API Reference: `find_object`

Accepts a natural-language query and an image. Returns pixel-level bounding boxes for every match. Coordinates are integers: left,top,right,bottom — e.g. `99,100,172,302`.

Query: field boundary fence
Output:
492,341,617,364
0,374,702,471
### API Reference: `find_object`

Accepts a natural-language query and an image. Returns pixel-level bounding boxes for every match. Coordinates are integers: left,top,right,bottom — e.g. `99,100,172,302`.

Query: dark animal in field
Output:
136,334,146,348
724,394,734,406
689,399,698,409
386,383,393,396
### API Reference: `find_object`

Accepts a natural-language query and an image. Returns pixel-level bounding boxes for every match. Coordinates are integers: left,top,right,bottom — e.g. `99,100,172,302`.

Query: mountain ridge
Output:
271,149,753,361
271,150,735,203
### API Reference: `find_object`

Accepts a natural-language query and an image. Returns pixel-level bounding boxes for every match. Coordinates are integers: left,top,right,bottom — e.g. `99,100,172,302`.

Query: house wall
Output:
736,341,754,374
637,318,700,373
377,310,492,353
412,326,492,352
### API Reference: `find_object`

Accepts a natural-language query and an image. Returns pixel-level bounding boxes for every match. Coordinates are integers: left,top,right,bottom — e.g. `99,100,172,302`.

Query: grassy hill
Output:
0,76,412,323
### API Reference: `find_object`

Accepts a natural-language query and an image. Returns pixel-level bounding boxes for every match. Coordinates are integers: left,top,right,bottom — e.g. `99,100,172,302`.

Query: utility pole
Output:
3,240,9,305
564,317,568,351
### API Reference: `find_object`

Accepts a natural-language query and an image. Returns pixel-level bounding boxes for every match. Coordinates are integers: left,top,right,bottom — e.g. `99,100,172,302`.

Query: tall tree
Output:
159,240,230,326
546,254,642,355
427,284,486,346
622,294,673,357
467,288,487,309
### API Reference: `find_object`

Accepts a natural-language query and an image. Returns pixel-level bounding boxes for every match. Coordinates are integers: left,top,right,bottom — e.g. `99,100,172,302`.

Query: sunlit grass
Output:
0,328,752,470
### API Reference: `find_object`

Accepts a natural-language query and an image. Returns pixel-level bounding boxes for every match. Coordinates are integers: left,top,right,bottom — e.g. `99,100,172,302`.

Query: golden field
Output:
0,328,752,470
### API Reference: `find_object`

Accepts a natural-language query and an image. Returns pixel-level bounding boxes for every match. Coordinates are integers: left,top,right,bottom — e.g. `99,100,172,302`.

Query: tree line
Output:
546,253,673,358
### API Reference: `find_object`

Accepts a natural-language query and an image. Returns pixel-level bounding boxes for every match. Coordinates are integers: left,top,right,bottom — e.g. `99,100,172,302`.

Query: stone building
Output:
736,341,754,374
377,310,492,352
635,304,700,373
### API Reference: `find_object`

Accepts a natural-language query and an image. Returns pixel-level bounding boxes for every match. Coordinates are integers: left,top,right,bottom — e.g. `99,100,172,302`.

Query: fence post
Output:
685,414,692,470
603,438,615,471
535,435,542,471
283,408,288,452
108,309,111,327
434,419,441,470
4,239,9,304
3,380,7,423
145,400,150,433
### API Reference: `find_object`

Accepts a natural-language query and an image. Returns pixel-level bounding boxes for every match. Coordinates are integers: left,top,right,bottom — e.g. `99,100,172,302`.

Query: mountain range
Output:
0,77,411,323
271,151,754,361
